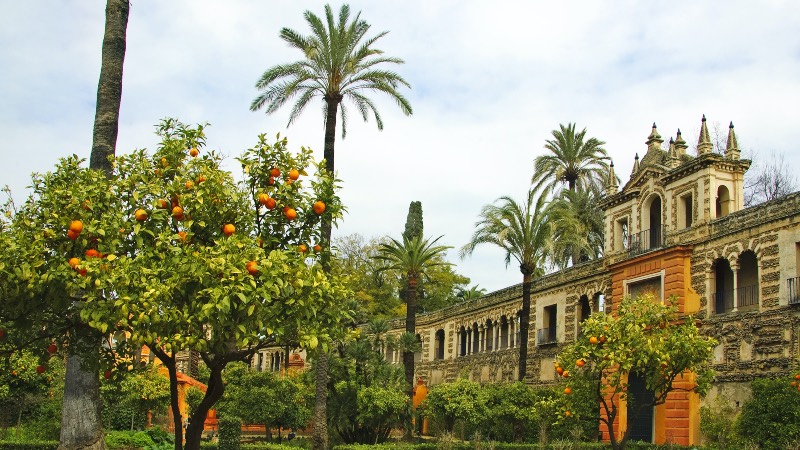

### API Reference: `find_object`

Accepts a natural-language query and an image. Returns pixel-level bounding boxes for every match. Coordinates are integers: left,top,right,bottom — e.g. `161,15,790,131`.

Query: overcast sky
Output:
1,1,799,293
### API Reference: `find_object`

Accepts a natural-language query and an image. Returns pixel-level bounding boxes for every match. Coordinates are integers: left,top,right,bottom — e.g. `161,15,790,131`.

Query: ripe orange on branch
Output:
222,223,236,237
246,261,259,275
298,244,308,253
189,148,199,157
157,199,169,209
270,167,280,178
284,208,297,220
68,257,81,268
288,169,300,180
564,387,572,395
134,209,148,222
576,359,585,368
313,201,326,215
313,244,322,252
172,206,184,220
85,249,100,258
69,220,84,234
48,343,58,354
589,336,599,345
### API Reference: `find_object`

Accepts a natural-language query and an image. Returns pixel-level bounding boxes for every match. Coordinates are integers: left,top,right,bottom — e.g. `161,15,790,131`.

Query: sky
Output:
1,1,799,294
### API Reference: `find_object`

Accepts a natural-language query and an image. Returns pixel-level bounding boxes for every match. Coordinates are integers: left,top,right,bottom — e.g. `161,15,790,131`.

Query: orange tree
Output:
555,295,715,450
92,120,351,449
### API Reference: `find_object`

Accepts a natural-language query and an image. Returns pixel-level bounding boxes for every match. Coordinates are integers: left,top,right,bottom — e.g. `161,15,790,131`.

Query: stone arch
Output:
716,184,732,218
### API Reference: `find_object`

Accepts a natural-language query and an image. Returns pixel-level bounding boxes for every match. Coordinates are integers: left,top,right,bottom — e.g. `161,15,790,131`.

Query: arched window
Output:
716,185,731,218
458,326,468,357
485,319,494,352
499,316,509,349
434,329,445,360
712,258,734,314
471,322,480,353
737,251,759,310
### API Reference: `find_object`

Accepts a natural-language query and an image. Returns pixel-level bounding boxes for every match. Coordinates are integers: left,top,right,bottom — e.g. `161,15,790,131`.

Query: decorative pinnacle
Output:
631,153,640,174
697,114,712,155
726,121,740,160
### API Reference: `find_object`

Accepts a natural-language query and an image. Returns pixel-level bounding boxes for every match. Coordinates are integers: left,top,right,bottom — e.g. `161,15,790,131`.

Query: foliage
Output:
184,386,205,419
328,328,407,444
737,376,800,450
217,362,311,441
101,363,170,431
218,416,242,450
555,295,716,450
0,442,59,450
699,395,739,449
104,430,155,450
402,202,423,242
545,185,604,268
531,123,610,195
422,378,487,436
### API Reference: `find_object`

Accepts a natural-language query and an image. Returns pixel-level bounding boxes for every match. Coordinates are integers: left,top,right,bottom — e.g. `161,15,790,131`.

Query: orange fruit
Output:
562,370,570,378
157,199,169,209
284,208,297,220
69,220,84,234
104,370,112,380
288,169,300,180
298,244,308,253
68,257,81,268
48,343,57,354
172,206,184,218
589,336,599,345
267,177,276,186
177,231,187,242
171,195,180,208
265,198,276,210
270,167,280,178
134,209,148,222
576,359,585,368
564,387,572,395
190,148,199,157
67,230,80,240
36,365,46,374
77,268,87,277
197,175,207,183
185,180,194,190
600,335,607,343
85,249,100,258
313,244,322,252
556,366,564,375
82,200,92,211
246,261,259,275
160,157,168,167
795,374,800,380
222,223,235,237
313,201,326,215
258,193,270,206
564,411,572,417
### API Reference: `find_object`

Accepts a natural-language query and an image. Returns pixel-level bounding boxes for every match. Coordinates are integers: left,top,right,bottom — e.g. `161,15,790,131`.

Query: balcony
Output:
789,277,800,305
712,284,759,314
537,328,557,346
627,226,667,258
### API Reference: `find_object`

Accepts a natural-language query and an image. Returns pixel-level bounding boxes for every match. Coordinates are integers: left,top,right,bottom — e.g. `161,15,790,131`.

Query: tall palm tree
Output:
61,2,129,450
252,9,411,447
531,123,609,196
373,235,451,437
546,184,605,268
460,189,551,381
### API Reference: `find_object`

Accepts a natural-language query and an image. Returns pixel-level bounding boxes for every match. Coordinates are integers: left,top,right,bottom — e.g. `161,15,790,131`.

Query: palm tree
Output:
546,184,605,268
61,2,129,450
458,284,487,301
531,123,609,196
373,235,451,437
251,3,412,181
252,9,411,447
460,189,551,381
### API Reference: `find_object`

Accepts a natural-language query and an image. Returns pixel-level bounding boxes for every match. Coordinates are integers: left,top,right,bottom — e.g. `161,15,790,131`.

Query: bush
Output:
0,442,59,450
218,416,242,450
737,376,800,450
104,430,156,450
145,427,174,445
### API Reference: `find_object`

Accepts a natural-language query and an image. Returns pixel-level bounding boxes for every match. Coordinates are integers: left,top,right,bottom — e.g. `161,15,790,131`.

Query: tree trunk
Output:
58,345,105,450
311,95,341,450
517,272,532,381
60,3,128,450
184,363,225,450
150,348,183,450
89,0,129,176
311,350,330,450
403,276,418,440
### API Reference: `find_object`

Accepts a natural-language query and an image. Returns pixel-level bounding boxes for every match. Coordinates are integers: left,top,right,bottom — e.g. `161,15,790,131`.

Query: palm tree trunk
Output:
403,276,418,440
312,95,342,450
517,272,532,381
60,3,128,450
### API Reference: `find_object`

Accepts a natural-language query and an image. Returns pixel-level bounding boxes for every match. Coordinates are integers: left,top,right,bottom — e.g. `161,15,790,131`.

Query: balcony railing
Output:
537,328,557,346
789,277,800,305
713,284,759,314
627,226,667,257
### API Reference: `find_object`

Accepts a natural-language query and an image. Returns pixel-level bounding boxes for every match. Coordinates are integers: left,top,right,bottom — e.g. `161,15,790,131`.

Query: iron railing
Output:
537,328,557,346
712,290,734,315
713,284,759,314
627,226,667,257
789,277,800,305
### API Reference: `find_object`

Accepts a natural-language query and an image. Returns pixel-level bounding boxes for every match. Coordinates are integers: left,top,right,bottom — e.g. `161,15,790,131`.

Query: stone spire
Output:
697,114,713,155
645,122,664,153
674,128,688,157
667,137,679,168
631,153,640,174
725,121,740,160
606,160,618,194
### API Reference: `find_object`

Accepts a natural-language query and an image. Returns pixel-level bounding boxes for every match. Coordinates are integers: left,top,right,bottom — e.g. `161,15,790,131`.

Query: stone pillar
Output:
467,328,472,355
732,264,739,312
479,327,484,352
493,323,499,352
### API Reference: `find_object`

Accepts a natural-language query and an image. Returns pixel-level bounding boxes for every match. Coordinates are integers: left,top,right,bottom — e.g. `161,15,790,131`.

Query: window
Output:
434,329,445,360
737,251,759,310
716,185,731,218
712,258,734,314
678,193,693,229
458,326,468,357
616,217,629,252
790,243,800,305
626,273,663,302
538,304,558,345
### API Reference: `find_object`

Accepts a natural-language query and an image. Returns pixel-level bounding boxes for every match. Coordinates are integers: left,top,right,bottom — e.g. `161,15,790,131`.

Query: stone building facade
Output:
376,117,800,445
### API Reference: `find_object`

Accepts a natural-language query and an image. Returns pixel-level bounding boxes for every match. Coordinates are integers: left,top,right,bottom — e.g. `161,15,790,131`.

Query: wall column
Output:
732,264,739,312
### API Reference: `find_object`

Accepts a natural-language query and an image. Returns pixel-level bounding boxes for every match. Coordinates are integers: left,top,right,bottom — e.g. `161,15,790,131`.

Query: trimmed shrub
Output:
218,416,242,450
737,376,800,450
104,431,156,450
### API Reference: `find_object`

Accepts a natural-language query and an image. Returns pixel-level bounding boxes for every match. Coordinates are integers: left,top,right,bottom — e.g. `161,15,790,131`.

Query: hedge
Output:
332,443,707,450
0,442,59,450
